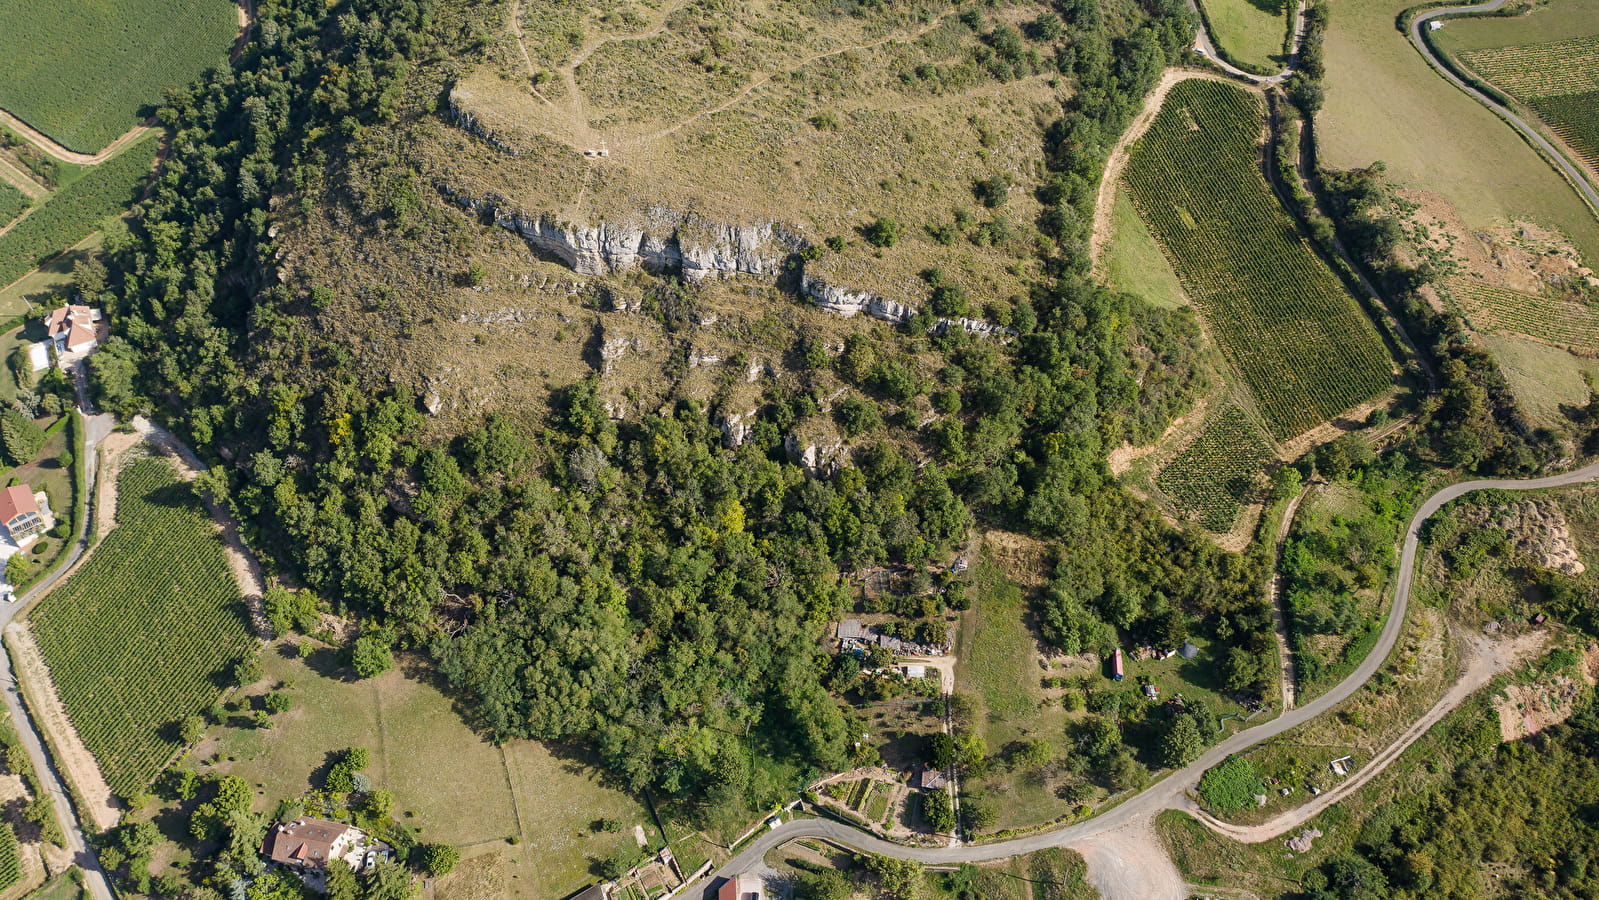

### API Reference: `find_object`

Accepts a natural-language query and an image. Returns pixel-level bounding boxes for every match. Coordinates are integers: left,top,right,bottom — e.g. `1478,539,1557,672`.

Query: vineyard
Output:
1120,79,1395,439
31,457,255,799
1449,277,1599,353
0,183,27,229
1155,405,1275,532
1526,91,1599,171
1459,36,1599,171
0,824,17,893
0,134,157,288
0,0,238,153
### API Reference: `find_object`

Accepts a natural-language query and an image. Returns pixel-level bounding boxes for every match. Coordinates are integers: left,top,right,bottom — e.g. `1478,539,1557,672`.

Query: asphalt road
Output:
1409,0,1599,217
1185,0,1305,84
688,457,1599,896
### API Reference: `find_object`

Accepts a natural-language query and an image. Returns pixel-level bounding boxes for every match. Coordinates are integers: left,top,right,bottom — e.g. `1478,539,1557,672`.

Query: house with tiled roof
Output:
43,305,98,355
0,484,45,545
261,817,392,890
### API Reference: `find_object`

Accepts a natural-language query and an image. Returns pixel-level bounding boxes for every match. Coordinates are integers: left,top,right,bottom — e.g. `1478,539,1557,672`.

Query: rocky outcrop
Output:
446,91,520,156
1471,500,1586,575
800,272,915,323
439,186,797,281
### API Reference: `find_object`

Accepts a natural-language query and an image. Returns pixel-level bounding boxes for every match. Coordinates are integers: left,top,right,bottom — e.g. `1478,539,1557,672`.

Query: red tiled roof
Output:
0,485,39,527
261,818,349,869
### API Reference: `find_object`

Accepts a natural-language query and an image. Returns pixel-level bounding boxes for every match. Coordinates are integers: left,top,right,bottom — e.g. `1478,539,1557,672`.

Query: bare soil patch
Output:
4,624,117,830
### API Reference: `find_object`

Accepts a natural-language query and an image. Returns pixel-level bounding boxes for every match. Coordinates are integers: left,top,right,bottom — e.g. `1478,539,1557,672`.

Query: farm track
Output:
4,626,118,832
688,458,1599,899
0,160,45,204
1266,485,1313,711
1409,0,1599,219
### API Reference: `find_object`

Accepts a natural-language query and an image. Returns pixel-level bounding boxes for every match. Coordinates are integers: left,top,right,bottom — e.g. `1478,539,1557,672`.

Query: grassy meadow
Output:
1103,190,1186,310
1318,0,1599,263
1197,0,1291,72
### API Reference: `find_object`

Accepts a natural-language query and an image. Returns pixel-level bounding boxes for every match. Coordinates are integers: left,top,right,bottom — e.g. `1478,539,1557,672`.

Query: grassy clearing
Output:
1154,404,1275,533
1476,333,1599,429
1432,0,1599,51
212,646,654,900
0,136,156,289
0,232,102,320
1121,79,1396,439
1103,189,1186,310
0,0,237,153
31,456,255,799
21,872,86,900
1319,0,1599,263
1196,0,1290,71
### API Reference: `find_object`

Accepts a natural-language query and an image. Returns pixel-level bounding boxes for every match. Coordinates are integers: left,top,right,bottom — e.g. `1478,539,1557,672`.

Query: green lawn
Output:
1103,190,1186,310
1319,0,1599,264
1197,0,1290,72
213,647,653,900
1431,0,1599,53
22,872,86,900
0,232,101,318
0,0,238,153
1476,333,1599,430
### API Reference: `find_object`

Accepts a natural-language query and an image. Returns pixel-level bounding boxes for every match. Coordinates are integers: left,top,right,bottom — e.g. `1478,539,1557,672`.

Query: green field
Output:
1319,0,1599,264
31,457,255,799
0,232,102,319
0,135,156,290
0,0,237,153
1196,0,1290,72
1104,190,1186,310
1121,79,1395,439
0,182,28,228
214,647,652,900
1155,404,1275,532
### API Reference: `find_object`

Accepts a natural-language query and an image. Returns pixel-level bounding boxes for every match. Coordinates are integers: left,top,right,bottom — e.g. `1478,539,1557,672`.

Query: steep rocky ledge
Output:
439,185,1014,336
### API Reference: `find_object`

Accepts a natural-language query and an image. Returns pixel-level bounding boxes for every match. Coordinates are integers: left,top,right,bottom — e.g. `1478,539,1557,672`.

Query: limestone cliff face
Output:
439,186,1015,337
441,187,794,280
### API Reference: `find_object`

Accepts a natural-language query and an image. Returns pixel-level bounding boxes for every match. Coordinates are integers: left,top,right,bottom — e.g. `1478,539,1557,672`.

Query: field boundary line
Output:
2,625,119,831
0,159,46,203
0,110,156,168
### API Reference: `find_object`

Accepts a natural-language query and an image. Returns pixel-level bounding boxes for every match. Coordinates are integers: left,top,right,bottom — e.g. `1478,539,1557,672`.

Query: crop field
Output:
1121,79,1395,439
0,182,28,228
31,457,254,799
1458,35,1599,171
0,134,155,289
1155,405,1275,532
0,824,17,893
0,0,237,153
1449,277,1599,353
1196,0,1291,72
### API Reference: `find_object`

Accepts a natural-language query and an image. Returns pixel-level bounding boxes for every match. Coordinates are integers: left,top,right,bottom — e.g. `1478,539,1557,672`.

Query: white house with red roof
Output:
43,304,99,355
0,484,45,546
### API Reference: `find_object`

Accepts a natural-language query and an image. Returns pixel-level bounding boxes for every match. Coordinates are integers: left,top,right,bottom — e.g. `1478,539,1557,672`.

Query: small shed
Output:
903,664,927,679
837,620,866,640
920,766,949,790
1111,648,1124,681
1330,755,1353,776
1142,683,1158,699
1180,641,1200,660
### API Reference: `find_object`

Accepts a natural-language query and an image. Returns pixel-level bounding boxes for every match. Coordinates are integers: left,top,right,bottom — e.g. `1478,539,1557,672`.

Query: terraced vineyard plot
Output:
0,183,28,228
1460,37,1599,171
1121,79,1395,439
1450,277,1599,352
1155,405,1275,532
0,0,238,153
32,457,255,799
1526,91,1599,171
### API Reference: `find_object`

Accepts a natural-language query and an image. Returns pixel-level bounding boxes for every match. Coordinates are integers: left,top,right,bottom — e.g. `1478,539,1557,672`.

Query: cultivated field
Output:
1319,0,1599,263
0,135,156,289
0,184,27,230
1120,79,1395,440
1449,277,1599,353
0,0,238,153
30,457,255,799
1154,404,1275,532
1196,0,1291,72
1456,34,1599,173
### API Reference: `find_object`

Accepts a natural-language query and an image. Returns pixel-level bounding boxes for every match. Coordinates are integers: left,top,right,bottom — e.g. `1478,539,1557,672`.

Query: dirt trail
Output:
1089,68,1247,275
0,110,157,168
1267,485,1315,711
1191,629,1547,843
4,625,118,831
0,157,46,202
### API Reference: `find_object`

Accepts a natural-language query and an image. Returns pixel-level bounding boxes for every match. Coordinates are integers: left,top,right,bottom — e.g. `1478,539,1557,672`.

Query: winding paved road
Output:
1187,0,1306,84
687,457,1599,897
1408,0,1599,217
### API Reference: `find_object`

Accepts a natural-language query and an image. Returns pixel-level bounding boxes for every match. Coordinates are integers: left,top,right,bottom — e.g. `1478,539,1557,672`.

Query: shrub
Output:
861,217,901,248
1198,756,1266,811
